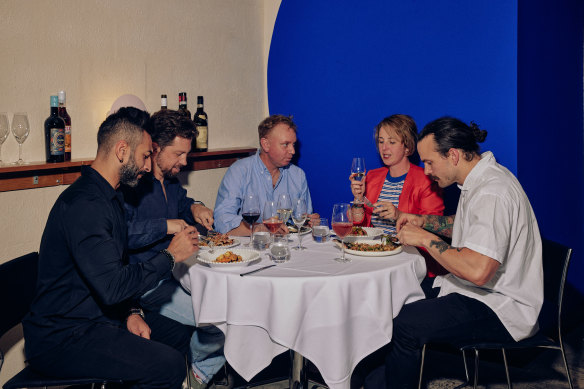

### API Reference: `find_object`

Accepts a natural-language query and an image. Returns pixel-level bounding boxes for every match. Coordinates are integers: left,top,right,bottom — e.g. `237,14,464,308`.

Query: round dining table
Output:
173,235,427,389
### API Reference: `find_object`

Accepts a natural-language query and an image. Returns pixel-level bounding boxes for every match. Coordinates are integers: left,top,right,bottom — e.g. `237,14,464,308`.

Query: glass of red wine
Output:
242,194,260,247
262,200,282,238
331,203,353,263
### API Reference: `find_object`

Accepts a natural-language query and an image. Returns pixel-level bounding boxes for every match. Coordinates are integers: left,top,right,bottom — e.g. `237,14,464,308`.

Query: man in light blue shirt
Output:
214,115,317,235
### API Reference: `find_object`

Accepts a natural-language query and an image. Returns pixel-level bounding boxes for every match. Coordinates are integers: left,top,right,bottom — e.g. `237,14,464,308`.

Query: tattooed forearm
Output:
429,240,464,254
423,215,455,237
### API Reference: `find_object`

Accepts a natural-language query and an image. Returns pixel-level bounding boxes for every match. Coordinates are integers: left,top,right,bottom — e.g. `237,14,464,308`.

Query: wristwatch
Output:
127,307,145,320
161,248,175,271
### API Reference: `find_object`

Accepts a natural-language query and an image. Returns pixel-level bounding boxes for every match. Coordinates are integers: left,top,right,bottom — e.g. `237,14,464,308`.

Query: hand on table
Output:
192,204,214,230
167,226,199,262
127,314,151,339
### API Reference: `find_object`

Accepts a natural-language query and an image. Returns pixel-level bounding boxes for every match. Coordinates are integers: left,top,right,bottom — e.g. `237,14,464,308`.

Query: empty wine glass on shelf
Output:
331,203,353,263
276,193,292,226
241,194,261,247
11,113,30,165
262,200,281,238
351,157,366,204
291,198,308,250
0,113,9,165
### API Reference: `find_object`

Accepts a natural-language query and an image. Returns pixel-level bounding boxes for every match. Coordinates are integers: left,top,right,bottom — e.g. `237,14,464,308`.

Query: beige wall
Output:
0,0,281,384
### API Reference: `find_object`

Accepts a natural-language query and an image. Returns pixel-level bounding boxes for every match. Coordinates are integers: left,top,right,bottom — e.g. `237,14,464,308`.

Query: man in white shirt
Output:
366,117,543,389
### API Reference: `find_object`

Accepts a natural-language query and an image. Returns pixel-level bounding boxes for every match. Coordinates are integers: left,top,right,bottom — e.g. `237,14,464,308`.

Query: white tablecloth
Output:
174,238,426,389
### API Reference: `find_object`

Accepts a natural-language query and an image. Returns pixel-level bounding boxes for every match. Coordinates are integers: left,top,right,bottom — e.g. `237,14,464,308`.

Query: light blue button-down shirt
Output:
214,151,313,233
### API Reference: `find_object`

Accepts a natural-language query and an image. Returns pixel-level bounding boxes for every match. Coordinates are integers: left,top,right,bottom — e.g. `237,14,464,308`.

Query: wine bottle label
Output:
65,125,71,153
50,128,65,155
197,114,207,120
196,126,208,148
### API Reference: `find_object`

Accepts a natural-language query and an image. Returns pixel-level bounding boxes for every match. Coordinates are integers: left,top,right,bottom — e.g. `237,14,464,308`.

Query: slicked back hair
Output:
420,117,487,162
147,109,198,149
97,107,150,155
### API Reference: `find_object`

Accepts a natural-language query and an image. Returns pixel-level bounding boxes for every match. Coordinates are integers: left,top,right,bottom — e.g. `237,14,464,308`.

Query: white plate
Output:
287,226,312,236
344,227,384,242
198,237,241,250
197,248,261,269
342,239,403,257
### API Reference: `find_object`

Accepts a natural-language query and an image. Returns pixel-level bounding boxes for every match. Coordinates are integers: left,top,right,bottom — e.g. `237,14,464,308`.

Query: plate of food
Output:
198,234,240,249
341,239,402,257
287,225,312,235
197,249,261,269
344,226,384,242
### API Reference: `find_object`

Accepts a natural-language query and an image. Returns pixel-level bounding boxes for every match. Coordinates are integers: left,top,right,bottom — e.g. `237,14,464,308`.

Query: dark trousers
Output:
27,312,193,389
364,292,514,389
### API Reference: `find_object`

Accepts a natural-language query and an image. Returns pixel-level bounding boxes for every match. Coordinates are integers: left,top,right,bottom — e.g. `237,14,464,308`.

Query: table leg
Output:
289,350,308,389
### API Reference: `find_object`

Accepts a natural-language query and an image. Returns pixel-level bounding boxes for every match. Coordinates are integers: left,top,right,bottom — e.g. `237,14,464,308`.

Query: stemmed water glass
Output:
291,198,308,250
276,193,292,226
241,194,260,247
331,203,353,263
0,113,9,165
351,157,366,203
11,113,30,165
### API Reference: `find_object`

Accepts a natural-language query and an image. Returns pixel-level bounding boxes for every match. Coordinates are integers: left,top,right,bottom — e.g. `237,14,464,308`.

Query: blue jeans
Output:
140,278,226,384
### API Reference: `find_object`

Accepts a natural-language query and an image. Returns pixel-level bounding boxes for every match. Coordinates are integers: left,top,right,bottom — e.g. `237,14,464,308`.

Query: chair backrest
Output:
538,239,572,338
0,252,39,339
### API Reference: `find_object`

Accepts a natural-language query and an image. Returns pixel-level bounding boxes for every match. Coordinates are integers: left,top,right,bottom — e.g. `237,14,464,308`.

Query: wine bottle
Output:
178,92,191,119
193,96,208,152
58,90,71,161
161,94,168,110
44,95,65,163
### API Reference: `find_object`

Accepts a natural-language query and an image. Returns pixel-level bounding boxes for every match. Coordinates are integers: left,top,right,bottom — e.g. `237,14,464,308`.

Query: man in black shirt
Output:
23,107,199,389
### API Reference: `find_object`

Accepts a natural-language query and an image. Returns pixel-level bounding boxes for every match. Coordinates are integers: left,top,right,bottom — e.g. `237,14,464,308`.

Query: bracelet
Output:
127,307,145,320
161,249,175,271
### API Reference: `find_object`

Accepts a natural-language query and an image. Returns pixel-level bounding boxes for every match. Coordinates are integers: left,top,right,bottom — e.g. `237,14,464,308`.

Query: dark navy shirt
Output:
23,166,172,359
121,173,204,265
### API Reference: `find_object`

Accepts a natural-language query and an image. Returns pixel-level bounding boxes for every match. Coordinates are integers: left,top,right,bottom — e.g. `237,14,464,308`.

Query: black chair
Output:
418,238,574,389
0,252,120,389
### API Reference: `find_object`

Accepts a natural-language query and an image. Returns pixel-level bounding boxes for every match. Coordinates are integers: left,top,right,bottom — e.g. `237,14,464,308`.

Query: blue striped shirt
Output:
371,172,406,234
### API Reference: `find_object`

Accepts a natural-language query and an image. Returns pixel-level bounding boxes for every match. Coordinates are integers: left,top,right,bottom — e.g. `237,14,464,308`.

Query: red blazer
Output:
357,163,447,277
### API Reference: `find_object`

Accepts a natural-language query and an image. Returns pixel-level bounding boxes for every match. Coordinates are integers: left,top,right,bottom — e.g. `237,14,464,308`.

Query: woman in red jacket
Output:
350,114,446,278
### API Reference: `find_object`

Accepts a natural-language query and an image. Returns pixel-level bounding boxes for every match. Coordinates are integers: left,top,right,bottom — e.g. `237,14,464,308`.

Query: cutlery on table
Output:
240,264,276,277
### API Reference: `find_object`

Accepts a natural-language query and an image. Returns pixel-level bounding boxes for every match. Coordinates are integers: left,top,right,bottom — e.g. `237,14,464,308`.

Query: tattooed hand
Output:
396,222,434,247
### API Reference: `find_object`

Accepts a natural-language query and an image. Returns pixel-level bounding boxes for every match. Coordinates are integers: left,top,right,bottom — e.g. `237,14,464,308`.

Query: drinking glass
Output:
351,157,366,204
0,113,10,165
331,203,353,263
11,113,30,165
262,200,281,237
241,194,261,247
269,234,291,263
291,198,308,250
276,193,292,226
311,217,330,243
252,224,271,251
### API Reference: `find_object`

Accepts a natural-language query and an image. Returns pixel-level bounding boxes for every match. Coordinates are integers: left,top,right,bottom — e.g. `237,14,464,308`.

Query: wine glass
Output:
11,113,30,165
0,113,9,165
241,194,261,247
262,200,281,238
277,193,292,226
331,203,353,263
291,198,308,250
351,157,366,204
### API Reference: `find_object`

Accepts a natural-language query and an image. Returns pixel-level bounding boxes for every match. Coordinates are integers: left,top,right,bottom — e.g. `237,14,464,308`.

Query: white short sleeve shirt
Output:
435,152,543,341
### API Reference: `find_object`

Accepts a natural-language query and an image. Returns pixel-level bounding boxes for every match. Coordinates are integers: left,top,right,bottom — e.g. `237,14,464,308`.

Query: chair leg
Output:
501,348,512,389
452,350,471,389
559,344,574,389
185,356,192,389
418,343,427,389
472,349,479,389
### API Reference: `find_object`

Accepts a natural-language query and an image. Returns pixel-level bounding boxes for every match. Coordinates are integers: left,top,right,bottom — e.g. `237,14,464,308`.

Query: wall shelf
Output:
0,147,256,192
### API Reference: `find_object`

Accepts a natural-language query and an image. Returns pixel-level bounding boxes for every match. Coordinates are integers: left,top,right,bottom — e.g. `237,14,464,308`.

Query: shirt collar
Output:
82,165,120,201
458,151,494,191
254,150,289,175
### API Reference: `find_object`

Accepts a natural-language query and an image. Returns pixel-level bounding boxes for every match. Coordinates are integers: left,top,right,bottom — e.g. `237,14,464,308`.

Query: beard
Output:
119,155,147,187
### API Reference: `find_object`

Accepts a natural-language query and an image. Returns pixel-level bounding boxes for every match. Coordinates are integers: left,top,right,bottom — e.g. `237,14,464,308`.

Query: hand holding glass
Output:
11,113,30,165
291,198,308,250
351,157,366,204
242,194,260,247
0,113,9,165
332,203,353,262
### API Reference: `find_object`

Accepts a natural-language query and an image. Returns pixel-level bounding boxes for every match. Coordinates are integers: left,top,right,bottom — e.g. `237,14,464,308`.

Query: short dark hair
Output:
147,110,198,149
374,114,417,157
258,114,297,141
419,117,487,161
97,107,150,154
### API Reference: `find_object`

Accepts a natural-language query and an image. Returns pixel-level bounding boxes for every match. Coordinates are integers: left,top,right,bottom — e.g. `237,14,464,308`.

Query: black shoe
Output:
209,364,234,389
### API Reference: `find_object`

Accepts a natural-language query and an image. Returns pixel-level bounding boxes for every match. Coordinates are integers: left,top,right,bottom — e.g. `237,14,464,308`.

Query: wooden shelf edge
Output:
0,147,257,192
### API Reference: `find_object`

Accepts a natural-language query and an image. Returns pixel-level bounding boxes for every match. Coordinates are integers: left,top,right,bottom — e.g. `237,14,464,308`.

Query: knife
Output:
240,264,276,277
363,197,375,208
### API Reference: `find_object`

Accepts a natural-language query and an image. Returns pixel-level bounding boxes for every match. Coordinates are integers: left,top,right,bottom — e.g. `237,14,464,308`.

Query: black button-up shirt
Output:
23,166,172,359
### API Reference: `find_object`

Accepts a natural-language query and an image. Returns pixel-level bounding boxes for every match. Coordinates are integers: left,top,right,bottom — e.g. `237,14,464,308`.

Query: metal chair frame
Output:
418,238,574,389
